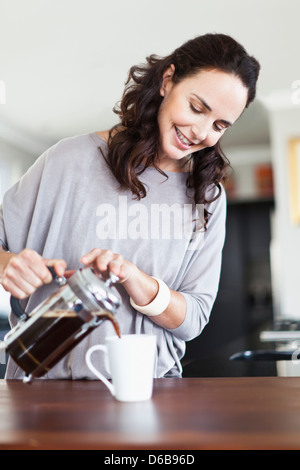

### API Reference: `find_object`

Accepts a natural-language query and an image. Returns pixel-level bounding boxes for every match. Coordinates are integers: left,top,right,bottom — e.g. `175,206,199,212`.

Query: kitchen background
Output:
1,0,300,377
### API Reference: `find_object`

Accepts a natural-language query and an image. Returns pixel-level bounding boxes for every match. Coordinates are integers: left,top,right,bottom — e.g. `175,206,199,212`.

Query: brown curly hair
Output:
104,33,260,228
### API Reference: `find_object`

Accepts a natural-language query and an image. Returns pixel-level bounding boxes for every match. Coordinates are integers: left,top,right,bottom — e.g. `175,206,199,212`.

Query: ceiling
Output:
0,0,299,154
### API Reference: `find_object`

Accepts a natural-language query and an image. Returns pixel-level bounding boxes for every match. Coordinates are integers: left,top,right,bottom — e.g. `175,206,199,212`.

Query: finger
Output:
1,277,29,299
95,250,115,271
46,259,67,277
20,250,53,284
7,255,47,287
82,249,115,272
64,270,76,279
80,248,102,265
108,260,122,276
1,271,40,299
109,260,130,283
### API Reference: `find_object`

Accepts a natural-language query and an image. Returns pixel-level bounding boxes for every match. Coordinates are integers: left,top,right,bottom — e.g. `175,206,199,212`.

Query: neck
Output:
155,154,192,173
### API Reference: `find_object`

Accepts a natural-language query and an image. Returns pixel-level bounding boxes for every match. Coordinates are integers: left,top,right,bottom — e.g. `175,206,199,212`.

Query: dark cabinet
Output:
183,198,274,371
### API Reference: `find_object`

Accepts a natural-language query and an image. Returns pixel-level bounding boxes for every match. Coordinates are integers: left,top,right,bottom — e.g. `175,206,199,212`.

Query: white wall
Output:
1,0,300,142
266,101,300,319
0,129,49,316
0,140,35,200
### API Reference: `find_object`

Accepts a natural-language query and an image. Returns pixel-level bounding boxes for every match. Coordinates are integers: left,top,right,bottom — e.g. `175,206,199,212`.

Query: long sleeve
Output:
1,132,228,379
170,186,227,341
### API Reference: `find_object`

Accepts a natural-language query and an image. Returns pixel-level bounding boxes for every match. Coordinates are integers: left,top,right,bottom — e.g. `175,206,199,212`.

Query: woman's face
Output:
157,66,248,171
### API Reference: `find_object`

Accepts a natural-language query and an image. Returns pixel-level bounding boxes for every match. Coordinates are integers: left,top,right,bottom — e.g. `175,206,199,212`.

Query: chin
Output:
162,141,188,160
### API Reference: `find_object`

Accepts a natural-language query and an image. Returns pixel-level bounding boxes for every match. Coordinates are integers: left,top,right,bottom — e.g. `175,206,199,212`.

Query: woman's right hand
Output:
0,249,67,299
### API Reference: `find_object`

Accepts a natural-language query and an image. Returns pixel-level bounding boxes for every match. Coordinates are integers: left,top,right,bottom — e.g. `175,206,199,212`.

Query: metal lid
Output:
67,268,121,314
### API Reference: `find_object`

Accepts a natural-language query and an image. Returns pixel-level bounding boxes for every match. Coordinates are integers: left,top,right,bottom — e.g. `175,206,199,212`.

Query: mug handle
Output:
85,345,115,396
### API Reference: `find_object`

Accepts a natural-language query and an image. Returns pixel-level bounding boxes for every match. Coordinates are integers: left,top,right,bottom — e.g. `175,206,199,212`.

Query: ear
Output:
160,64,176,97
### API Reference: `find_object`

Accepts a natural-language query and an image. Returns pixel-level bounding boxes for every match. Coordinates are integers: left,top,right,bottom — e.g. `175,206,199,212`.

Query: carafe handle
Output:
10,266,67,320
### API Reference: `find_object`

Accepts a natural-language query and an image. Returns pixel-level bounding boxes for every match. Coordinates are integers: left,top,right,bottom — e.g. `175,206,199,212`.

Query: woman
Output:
0,33,260,379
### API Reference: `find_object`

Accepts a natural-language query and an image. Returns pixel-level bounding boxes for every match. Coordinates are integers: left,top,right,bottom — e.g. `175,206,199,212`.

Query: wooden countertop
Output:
1,377,300,450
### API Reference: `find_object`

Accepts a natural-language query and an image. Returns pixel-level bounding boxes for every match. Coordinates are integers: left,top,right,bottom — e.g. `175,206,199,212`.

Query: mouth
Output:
174,126,194,150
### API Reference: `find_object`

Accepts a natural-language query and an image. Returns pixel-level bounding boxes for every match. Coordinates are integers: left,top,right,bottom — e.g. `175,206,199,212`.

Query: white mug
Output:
85,334,156,402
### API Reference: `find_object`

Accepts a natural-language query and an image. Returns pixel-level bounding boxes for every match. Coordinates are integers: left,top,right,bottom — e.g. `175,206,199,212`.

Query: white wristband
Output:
130,277,171,317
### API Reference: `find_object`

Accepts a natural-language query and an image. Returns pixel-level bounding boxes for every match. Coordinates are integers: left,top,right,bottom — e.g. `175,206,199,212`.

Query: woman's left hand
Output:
80,248,135,284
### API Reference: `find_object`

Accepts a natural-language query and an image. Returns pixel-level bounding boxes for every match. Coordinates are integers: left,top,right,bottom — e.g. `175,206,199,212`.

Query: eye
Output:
214,123,227,133
190,103,202,114
214,123,222,132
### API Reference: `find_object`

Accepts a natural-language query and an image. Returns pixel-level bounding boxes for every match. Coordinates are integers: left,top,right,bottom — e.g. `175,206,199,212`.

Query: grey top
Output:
0,132,226,379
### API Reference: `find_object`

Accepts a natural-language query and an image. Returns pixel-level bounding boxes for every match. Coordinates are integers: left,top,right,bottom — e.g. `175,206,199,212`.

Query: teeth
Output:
176,127,192,146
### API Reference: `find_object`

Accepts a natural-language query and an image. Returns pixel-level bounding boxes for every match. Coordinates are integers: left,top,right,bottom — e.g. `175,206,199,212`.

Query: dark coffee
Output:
7,310,121,379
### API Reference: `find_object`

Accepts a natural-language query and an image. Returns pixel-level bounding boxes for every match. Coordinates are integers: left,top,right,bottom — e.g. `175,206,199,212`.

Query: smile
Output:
174,127,193,149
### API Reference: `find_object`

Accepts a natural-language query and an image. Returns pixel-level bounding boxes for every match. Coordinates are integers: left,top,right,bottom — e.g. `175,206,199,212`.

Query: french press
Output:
2,267,121,383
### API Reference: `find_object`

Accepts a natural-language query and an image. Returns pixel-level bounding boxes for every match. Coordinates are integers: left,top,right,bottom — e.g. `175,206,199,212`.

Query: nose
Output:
191,123,209,145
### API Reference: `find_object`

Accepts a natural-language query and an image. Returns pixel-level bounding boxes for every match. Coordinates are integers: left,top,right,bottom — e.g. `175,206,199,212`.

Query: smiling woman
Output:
106,33,260,229
0,33,260,381
157,67,248,165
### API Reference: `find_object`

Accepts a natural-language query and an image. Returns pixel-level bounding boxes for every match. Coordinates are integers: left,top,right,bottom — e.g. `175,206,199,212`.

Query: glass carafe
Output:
3,267,121,383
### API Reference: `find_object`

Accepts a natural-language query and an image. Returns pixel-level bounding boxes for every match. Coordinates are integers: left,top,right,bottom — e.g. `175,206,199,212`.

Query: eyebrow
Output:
191,93,233,127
